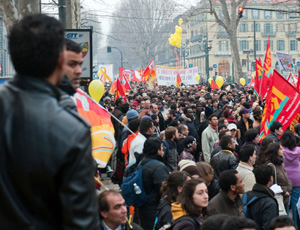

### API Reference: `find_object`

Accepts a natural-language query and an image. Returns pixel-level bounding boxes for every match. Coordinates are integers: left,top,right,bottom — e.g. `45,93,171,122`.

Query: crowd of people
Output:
1,13,300,230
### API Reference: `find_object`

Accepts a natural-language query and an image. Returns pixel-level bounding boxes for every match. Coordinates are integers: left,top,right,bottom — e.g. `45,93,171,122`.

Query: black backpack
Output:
157,215,199,230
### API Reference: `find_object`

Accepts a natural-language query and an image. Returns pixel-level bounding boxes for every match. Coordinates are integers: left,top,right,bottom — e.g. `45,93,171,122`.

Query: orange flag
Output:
116,78,127,101
143,58,155,77
176,74,182,87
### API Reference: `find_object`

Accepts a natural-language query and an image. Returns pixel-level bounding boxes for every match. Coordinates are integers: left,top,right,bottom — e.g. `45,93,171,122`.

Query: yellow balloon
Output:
240,78,246,86
195,74,200,82
88,79,104,102
178,18,183,25
208,78,213,84
216,76,224,88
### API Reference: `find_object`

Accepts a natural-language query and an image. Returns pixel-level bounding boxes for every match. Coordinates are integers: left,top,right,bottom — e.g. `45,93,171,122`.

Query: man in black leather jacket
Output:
0,14,99,229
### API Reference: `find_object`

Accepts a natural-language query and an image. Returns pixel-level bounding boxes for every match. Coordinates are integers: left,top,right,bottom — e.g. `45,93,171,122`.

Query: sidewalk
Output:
99,172,119,192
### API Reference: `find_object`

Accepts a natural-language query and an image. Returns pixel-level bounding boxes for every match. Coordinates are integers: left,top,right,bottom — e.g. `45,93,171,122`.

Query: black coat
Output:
99,219,143,230
0,75,99,229
244,184,279,230
138,155,169,230
236,118,253,144
154,199,172,230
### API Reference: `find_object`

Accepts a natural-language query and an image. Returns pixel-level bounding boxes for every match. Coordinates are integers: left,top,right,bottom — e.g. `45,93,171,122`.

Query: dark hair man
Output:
202,113,219,163
236,145,256,192
211,135,238,178
98,190,142,230
207,170,245,217
237,108,253,144
221,216,257,230
266,121,283,142
58,39,83,110
243,165,278,230
177,124,189,154
269,216,296,230
1,14,99,229
164,126,179,172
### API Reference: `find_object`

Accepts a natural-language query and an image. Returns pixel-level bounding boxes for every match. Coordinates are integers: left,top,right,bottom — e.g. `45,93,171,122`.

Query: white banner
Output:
156,67,199,86
276,52,295,73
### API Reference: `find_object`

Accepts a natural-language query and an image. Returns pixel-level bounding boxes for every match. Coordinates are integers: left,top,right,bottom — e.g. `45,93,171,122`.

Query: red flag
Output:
260,69,300,141
260,37,273,99
143,58,155,77
116,78,127,101
210,80,219,90
255,59,263,96
249,75,255,87
176,74,182,87
297,71,300,92
123,75,131,90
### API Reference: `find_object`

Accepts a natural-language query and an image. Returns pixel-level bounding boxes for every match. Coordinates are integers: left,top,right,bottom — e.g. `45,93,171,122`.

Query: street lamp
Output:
107,46,123,68
199,35,212,82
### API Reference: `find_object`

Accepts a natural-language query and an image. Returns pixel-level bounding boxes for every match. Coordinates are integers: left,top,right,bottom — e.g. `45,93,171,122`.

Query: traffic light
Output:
238,7,244,18
107,46,111,53
215,69,218,77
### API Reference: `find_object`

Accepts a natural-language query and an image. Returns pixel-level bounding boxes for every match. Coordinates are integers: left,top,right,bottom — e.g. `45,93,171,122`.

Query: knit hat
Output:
239,108,250,116
126,109,139,121
103,96,111,102
183,136,197,148
178,160,200,177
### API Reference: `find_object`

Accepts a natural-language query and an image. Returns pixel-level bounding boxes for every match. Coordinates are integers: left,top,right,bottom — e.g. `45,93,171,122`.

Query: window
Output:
264,40,274,51
219,40,229,51
191,30,194,38
289,23,297,32
255,40,261,51
276,24,285,32
251,23,261,32
276,12,284,19
290,40,298,51
289,12,297,19
277,40,285,51
264,23,273,33
264,11,272,19
240,23,248,32
240,40,249,51
242,59,247,67
252,10,259,19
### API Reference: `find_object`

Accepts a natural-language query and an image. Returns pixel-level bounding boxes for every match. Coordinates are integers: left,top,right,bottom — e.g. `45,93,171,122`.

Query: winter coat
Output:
208,179,219,201
58,76,77,111
237,118,253,144
181,114,200,142
171,202,202,230
265,132,280,142
177,137,185,155
201,125,219,163
211,149,238,179
154,199,172,230
163,140,178,172
99,219,143,230
268,162,292,204
0,75,99,229
236,162,256,192
207,190,245,217
244,184,278,230
283,146,300,187
178,148,195,163
138,155,169,230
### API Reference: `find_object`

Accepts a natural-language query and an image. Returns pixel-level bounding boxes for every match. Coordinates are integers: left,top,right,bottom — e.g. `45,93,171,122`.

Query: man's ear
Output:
230,184,236,192
101,211,108,219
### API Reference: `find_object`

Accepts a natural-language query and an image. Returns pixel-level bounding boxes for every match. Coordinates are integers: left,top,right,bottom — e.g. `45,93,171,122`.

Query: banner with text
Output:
156,67,199,86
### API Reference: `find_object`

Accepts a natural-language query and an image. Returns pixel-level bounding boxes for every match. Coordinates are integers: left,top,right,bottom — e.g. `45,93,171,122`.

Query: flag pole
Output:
77,89,136,136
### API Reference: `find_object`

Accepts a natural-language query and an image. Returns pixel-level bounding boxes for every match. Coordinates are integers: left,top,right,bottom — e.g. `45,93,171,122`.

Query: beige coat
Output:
236,162,256,192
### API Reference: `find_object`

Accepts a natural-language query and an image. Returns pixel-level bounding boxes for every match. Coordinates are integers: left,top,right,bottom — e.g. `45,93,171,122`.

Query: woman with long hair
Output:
281,130,300,228
154,171,190,229
171,179,208,230
196,162,219,200
266,142,292,215
256,137,274,165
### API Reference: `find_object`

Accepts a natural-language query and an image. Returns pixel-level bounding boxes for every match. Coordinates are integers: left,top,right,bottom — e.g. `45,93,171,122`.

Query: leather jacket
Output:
211,149,238,179
0,75,99,229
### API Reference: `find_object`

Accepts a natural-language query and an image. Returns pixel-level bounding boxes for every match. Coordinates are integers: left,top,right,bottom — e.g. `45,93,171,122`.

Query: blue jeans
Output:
291,186,300,230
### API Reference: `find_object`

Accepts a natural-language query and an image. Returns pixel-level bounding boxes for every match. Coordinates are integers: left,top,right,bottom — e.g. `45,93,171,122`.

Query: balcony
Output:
217,31,229,38
262,31,276,37
287,31,296,37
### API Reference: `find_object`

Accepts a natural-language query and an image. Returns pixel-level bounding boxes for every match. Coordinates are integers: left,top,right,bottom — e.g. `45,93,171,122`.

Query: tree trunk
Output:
0,0,40,32
66,0,81,29
229,31,243,82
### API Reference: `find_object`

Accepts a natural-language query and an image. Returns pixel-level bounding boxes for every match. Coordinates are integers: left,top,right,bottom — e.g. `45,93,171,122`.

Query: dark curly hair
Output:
281,130,296,150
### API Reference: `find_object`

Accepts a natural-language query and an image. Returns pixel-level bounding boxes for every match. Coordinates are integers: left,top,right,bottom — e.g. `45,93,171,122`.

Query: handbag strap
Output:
268,162,277,184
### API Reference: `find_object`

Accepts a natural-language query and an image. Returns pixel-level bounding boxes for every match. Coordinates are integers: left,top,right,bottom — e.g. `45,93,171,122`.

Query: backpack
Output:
157,215,198,230
121,159,157,207
242,193,259,217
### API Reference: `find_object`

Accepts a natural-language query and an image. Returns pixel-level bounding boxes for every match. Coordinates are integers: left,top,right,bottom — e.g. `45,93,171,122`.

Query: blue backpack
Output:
121,159,157,207
242,193,259,217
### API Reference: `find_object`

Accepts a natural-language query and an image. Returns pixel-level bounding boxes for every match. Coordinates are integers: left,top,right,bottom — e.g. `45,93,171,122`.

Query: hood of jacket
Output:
283,146,300,162
171,202,187,220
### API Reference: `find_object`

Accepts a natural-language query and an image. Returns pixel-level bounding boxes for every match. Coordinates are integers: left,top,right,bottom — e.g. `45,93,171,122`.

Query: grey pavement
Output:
99,172,120,192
